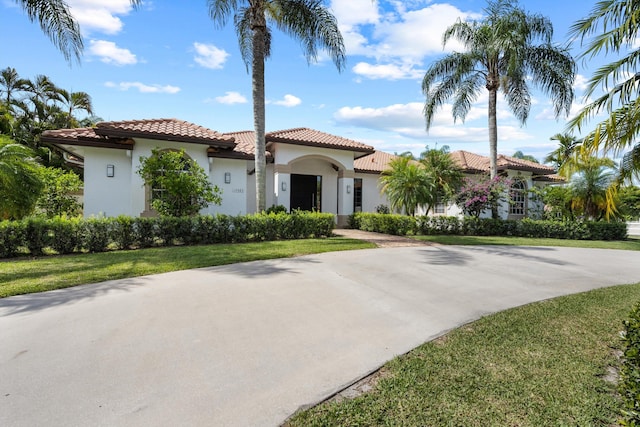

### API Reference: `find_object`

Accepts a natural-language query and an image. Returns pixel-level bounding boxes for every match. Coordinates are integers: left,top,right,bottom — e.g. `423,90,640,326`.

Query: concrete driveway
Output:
1,244,639,426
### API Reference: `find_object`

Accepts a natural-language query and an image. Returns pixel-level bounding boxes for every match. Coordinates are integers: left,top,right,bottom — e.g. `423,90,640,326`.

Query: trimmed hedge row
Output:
349,213,628,241
620,301,640,426
0,212,335,258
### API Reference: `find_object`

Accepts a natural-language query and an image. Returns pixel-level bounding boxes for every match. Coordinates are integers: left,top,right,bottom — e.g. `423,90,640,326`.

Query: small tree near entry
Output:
138,149,221,217
36,167,83,218
454,176,511,218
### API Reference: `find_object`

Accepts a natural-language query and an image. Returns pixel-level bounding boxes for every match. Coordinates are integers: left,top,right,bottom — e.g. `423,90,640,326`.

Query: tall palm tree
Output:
419,145,463,214
0,67,29,110
0,135,43,219
59,89,94,127
422,0,575,180
26,75,63,106
568,0,640,182
207,0,345,212
380,156,435,216
545,133,580,172
14,1,142,63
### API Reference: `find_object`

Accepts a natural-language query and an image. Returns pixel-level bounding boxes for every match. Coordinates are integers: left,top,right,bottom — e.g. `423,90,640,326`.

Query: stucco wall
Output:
355,172,389,213
289,158,339,214
83,147,132,217
207,158,248,216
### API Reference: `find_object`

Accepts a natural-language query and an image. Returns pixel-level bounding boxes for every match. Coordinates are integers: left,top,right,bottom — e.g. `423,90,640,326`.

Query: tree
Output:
59,90,94,128
0,135,43,219
0,67,29,110
13,0,84,63
454,175,511,218
380,156,435,216
207,0,345,212
568,0,640,182
512,150,539,163
137,148,222,217
618,185,640,221
566,154,619,220
419,145,464,214
422,0,575,181
36,167,83,218
544,133,580,171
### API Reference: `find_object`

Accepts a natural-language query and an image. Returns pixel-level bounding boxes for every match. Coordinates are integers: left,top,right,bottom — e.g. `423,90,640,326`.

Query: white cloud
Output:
193,42,229,69
89,40,136,65
67,0,136,35
273,94,302,107
573,74,589,91
215,91,247,104
104,81,180,94
352,62,424,80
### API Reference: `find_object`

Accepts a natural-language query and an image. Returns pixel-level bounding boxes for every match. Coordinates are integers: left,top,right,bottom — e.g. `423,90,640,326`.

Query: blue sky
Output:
1,0,619,163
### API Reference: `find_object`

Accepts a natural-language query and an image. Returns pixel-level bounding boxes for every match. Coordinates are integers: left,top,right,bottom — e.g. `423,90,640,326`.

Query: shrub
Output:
356,212,417,235
132,217,157,248
0,220,24,257
49,216,82,254
620,301,640,426
23,217,50,255
112,216,135,250
265,204,287,214
82,218,111,252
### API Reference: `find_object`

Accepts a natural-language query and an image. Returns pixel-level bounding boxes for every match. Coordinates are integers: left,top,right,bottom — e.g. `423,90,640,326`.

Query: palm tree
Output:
0,135,43,219
380,156,435,216
59,90,94,127
545,133,580,172
25,75,63,106
14,1,142,63
0,67,29,110
419,145,464,214
207,0,345,212
422,0,575,180
566,154,619,221
568,0,640,182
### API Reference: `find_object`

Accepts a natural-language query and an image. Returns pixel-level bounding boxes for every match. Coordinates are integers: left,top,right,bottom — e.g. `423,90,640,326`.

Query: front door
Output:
290,174,321,211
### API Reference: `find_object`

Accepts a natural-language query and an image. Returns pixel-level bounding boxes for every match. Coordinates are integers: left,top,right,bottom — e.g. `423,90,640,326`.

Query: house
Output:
41,118,561,222
41,118,387,226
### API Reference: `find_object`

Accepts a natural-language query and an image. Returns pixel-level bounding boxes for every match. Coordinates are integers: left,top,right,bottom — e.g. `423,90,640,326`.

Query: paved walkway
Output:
333,228,432,247
1,242,639,426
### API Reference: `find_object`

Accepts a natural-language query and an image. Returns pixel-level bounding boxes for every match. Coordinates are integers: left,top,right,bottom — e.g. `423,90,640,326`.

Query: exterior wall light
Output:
224,172,231,184
346,184,351,194
281,182,287,191
106,164,115,178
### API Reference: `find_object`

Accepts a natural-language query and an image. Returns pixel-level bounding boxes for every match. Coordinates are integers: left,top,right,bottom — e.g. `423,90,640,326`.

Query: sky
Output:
0,0,622,163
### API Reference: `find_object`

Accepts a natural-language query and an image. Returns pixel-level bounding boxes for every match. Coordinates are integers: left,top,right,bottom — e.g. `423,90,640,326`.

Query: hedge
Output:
349,213,628,241
0,211,335,258
620,301,640,426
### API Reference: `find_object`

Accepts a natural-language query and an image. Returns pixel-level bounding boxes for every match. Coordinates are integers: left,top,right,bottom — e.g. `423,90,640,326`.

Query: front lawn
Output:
0,237,375,298
287,282,640,426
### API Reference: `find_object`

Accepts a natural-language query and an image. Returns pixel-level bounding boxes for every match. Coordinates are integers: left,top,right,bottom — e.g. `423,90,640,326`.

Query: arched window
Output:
509,178,527,216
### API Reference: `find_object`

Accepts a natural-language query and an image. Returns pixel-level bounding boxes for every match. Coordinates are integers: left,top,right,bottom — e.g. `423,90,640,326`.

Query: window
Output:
353,178,363,212
509,179,527,216
434,201,445,214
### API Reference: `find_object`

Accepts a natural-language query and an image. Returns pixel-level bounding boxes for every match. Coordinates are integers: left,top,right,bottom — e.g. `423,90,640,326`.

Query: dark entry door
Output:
290,174,321,211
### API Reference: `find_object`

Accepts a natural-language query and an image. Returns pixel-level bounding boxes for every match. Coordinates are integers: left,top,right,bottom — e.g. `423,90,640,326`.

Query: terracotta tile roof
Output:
533,173,565,182
450,150,556,175
94,118,235,147
216,131,272,160
266,128,375,153
354,151,399,173
41,127,134,149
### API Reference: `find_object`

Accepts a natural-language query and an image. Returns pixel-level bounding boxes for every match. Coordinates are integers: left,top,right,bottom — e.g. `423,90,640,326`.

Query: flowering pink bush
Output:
454,176,511,217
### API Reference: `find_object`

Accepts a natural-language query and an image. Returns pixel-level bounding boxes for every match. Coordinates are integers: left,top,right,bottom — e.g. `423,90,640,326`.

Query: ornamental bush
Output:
0,212,336,258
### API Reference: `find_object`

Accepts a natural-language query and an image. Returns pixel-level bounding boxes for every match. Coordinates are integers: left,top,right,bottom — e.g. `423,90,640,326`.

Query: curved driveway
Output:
1,244,639,426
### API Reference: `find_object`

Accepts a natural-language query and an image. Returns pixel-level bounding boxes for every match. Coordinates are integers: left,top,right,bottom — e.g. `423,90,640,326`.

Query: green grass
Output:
0,238,375,298
287,283,640,426
413,234,640,250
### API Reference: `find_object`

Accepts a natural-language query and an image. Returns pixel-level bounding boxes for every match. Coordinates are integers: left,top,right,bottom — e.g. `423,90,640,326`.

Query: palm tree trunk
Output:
488,86,499,219
252,13,267,213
